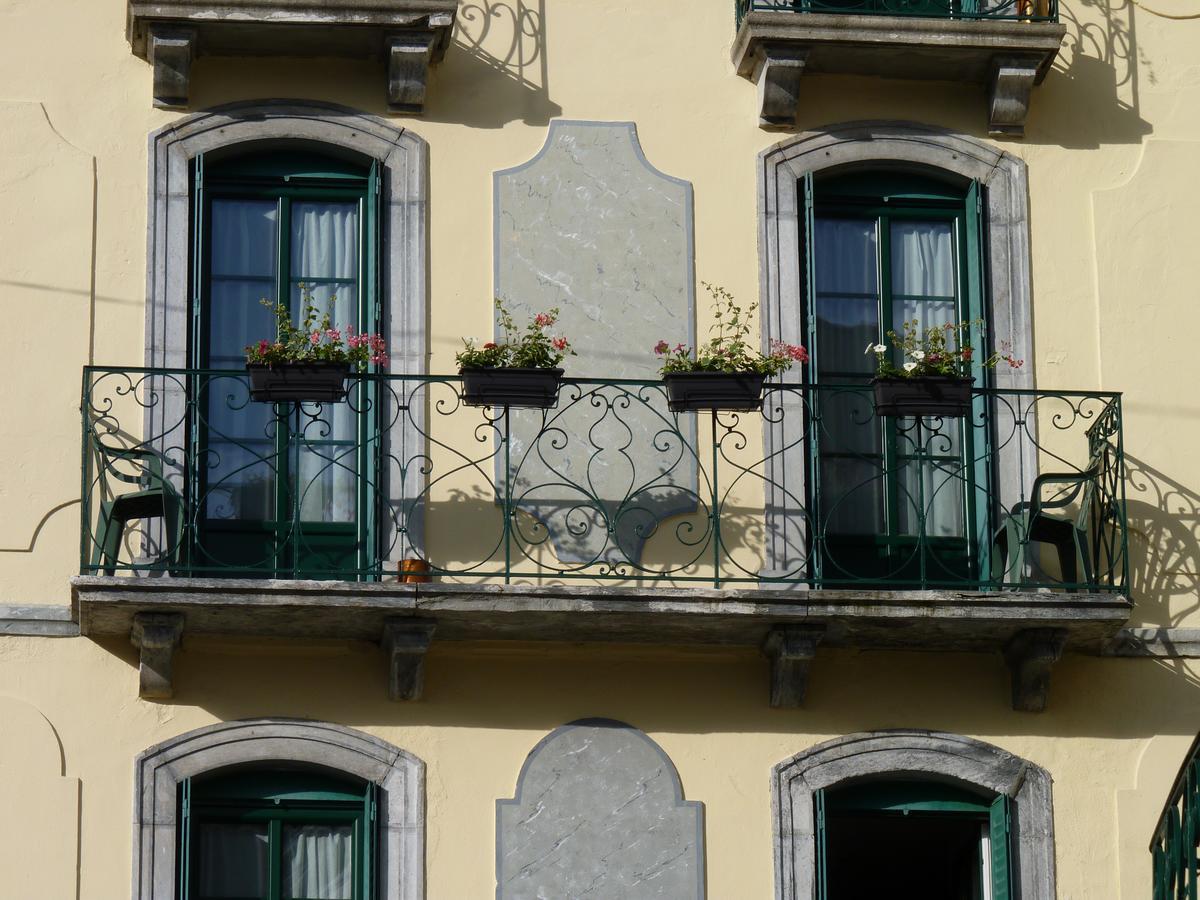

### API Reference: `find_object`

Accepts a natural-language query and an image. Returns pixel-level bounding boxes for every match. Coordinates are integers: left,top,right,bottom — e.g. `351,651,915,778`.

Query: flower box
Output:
247,362,350,403
460,367,564,409
871,376,974,418
663,372,767,412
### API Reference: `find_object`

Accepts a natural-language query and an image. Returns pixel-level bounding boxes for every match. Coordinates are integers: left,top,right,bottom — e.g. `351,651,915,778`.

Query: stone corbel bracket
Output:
762,625,825,708
131,611,184,700
1004,627,1067,712
383,618,437,701
732,12,1064,137
127,1,458,113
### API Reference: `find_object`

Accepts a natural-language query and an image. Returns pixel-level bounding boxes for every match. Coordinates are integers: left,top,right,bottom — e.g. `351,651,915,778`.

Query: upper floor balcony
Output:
73,366,1130,706
731,0,1066,134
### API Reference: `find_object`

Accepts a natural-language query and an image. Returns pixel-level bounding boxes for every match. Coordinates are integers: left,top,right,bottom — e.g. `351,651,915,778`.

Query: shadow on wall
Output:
1029,0,1152,147
1124,453,1200,627
427,0,563,127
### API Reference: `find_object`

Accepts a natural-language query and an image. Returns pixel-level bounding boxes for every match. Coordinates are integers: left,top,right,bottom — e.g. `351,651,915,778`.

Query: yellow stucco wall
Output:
2,635,1200,898
1,0,1199,895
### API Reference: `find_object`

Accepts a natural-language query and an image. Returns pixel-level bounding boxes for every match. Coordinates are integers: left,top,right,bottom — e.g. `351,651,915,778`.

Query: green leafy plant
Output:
867,318,1022,379
456,299,575,370
654,282,808,376
244,285,387,371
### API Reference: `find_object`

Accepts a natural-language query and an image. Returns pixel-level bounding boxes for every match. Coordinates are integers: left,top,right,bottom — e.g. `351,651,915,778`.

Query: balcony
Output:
73,367,1131,707
126,0,458,111
731,0,1066,134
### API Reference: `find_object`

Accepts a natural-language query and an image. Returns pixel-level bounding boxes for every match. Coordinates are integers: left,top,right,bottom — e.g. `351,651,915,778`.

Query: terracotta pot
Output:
398,558,431,583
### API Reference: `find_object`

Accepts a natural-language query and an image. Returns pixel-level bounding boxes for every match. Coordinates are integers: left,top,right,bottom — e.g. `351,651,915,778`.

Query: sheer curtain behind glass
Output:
890,219,963,538
291,201,360,526
283,823,354,900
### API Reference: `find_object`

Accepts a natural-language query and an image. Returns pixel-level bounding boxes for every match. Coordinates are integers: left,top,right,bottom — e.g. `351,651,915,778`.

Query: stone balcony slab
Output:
732,12,1066,135
73,576,1131,709
127,0,458,111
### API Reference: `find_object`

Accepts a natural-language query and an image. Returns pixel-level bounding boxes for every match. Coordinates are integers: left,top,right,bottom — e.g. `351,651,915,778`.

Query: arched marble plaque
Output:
497,719,705,899
493,121,697,565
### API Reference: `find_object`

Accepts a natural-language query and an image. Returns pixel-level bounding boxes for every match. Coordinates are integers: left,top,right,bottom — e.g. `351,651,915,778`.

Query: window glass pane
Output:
815,296,878,377
891,220,955,298
820,457,886,535
203,439,277,520
211,200,279,279
814,218,878,295
897,458,965,538
210,279,278,366
295,442,357,524
291,201,360,281
195,822,269,899
282,823,355,900
290,283,357,338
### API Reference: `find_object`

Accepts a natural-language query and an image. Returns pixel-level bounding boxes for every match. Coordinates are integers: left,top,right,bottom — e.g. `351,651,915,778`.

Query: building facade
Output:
0,0,1198,896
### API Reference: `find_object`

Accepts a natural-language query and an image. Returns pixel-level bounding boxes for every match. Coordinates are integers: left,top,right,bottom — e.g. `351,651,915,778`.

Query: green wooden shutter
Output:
815,787,828,900
362,781,378,900
177,776,192,900
990,792,1012,900
800,172,825,585
964,179,993,583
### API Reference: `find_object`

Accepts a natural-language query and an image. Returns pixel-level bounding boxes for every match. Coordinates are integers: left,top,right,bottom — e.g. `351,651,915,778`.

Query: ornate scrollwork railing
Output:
735,0,1058,26
80,367,1124,592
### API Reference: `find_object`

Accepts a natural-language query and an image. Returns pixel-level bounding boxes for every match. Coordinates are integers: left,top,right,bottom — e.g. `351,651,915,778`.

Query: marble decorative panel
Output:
497,719,705,899
494,121,696,564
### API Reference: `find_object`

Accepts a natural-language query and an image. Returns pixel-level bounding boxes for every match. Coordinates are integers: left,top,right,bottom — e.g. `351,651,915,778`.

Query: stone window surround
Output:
772,729,1055,899
144,100,429,559
133,718,425,900
757,120,1037,579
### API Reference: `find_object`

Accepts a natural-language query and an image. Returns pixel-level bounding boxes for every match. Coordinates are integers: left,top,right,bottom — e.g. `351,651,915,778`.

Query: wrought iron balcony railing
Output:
735,0,1058,25
80,367,1125,593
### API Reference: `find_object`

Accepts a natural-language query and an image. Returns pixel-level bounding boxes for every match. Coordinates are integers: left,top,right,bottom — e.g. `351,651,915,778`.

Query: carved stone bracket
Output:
1004,627,1067,712
148,27,196,110
130,612,184,700
763,625,825,708
989,56,1041,138
752,43,809,130
387,32,438,114
382,618,436,701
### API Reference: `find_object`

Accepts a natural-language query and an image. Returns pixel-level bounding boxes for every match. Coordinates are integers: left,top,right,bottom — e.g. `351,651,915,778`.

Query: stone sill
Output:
732,12,1066,134
127,0,458,111
73,577,1130,710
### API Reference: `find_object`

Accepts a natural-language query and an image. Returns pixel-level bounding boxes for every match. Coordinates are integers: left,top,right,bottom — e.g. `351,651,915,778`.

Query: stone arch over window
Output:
144,100,429,561
757,121,1036,578
133,718,425,900
146,99,427,373
772,730,1055,899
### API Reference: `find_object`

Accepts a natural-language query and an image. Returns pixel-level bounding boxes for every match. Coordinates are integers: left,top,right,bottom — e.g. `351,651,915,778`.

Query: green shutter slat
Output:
363,781,379,900
178,776,192,900
990,792,1012,900
964,179,992,584
815,787,828,900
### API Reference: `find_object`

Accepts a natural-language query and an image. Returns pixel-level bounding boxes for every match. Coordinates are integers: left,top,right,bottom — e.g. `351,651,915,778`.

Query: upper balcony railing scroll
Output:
735,0,1058,26
80,367,1124,594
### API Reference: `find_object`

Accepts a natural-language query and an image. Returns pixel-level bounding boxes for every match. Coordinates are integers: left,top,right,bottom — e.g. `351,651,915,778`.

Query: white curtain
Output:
283,823,354,900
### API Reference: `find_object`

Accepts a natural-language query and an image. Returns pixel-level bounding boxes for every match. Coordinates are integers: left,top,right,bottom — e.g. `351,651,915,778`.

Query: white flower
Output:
903,361,918,372
874,343,886,353
911,349,926,360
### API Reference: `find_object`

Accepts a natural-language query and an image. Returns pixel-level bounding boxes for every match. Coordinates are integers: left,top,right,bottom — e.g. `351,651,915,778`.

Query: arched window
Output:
183,767,376,899
772,730,1055,899
191,147,379,577
757,122,1036,585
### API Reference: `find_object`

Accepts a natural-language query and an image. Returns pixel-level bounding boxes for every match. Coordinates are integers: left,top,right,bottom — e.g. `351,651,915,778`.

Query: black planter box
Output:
871,376,974,417
663,372,767,412
460,367,564,409
247,362,351,403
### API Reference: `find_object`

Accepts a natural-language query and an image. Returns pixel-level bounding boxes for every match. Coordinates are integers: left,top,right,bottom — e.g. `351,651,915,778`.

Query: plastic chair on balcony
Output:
90,437,184,576
990,453,1104,591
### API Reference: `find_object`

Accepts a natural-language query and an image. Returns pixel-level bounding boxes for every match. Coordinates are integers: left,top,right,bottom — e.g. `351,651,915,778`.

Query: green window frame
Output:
802,169,994,587
178,769,378,900
815,779,1011,899
189,148,382,579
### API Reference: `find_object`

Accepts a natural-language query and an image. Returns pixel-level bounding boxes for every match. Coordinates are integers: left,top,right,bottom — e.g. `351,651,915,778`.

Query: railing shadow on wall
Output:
1033,0,1152,147
80,367,1127,595
429,0,562,127
1122,453,1200,626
